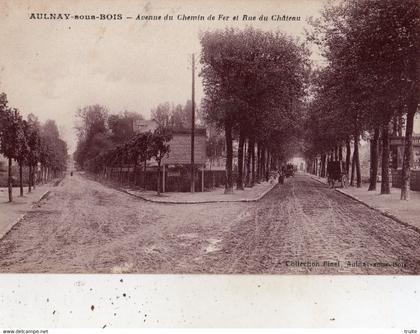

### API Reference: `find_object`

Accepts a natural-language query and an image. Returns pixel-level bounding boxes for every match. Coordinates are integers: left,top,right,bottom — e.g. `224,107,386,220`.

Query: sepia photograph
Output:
0,0,419,279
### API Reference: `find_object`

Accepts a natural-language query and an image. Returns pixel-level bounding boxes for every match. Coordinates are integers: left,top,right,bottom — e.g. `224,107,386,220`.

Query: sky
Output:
0,0,328,153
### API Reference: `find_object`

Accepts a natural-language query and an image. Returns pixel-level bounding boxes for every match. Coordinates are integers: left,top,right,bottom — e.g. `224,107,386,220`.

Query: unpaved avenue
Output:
0,173,418,274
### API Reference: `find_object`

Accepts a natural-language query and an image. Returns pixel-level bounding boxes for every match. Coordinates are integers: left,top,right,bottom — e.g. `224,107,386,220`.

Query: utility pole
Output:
190,53,195,193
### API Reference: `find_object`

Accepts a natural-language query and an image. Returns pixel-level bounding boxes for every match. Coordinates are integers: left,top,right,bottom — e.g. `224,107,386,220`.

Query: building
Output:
131,121,208,192
132,119,207,167
0,154,8,173
161,128,207,166
390,134,420,170
0,154,10,185
288,157,307,172
390,113,420,169
133,119,159,134
0,154,18,186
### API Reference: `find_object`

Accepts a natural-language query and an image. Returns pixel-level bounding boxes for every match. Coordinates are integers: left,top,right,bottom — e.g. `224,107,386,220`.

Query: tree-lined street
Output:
0,172,418,274
0,0,419,276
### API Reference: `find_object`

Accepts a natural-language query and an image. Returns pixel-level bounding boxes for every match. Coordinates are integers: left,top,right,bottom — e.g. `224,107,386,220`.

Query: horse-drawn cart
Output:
326,161,348,188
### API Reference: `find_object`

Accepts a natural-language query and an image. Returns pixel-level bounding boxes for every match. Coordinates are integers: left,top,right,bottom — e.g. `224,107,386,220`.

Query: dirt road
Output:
0,173,418,274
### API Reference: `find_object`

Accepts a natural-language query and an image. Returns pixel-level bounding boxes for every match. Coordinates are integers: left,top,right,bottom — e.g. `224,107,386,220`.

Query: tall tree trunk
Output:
133,161,137,186
321,154,326,177
265,150,270,181
28,164,32,193
392,115,398,135
354,134,361,188
236,130,245,190
32,164,36,190
224,119,233,194
381,122,391,194
245,137,252,187
143,160,147,190
256,142,261,183
350,150,356,186
398,114,403,137
157,160,161,196
19,161,23,197
368,127,380,191
260,146,264,181
401,98,418,200
8,158,13,202
243,139,247,177
338,145,343,161
251,140,256,186
346,140,351,177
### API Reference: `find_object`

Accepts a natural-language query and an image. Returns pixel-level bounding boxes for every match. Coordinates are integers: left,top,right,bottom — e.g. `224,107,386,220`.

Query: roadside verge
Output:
309,174,420,234
122,180,279,204
0,177,64,240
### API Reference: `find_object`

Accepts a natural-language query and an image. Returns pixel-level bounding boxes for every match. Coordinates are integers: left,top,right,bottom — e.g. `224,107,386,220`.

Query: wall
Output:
104,166,226,192
162,133,206,165
391,169,420,191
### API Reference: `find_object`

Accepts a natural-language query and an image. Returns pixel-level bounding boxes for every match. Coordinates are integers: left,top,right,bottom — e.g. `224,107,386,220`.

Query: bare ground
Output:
0,173,418,274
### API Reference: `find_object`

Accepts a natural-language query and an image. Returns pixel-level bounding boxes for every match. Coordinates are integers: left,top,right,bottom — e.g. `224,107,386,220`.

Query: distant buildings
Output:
130,119,208,191
0,154,7,172
133,119,159,134
161,128,207,167
390,134,420,170
132,119,207,167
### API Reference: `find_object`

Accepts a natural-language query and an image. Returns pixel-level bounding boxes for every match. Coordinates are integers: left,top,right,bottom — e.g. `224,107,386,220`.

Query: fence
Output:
0,163,64,187
0,165,31,187
101,166,227,192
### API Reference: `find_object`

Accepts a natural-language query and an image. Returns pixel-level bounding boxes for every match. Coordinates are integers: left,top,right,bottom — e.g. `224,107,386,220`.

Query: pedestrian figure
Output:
278,168,285,184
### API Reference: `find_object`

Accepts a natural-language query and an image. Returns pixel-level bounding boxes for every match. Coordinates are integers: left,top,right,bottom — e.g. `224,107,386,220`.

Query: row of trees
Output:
73,105,144,168
200,27,309,193
151,101,195,130
305,0,418,199
0,92,68,202
73,105,177,195
74,102,193,171
84,128,172,196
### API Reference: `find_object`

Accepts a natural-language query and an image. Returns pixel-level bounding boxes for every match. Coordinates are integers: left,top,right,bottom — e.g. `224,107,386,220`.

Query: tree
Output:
125,131,154,188
306,0,418,193
200,27,308,193
108,111,144,144
0,104,23,202
151,103,171,128
135,131,154,189
26,114,41,192
348,0,419,195
149,127,172,196
151,101,193,130
39,120,68,181
74,105,109,168
368,128,380,191
16,119,29,196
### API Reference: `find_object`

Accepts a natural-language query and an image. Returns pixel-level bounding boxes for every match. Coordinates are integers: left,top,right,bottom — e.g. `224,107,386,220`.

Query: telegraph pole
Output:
190,53,195,193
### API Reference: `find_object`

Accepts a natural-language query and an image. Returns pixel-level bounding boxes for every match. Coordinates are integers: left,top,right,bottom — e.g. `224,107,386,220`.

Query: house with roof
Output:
129,119,209,192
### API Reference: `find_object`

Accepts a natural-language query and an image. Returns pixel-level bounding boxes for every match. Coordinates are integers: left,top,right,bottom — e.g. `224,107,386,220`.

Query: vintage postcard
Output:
1,0,420,330
0,0,419,276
